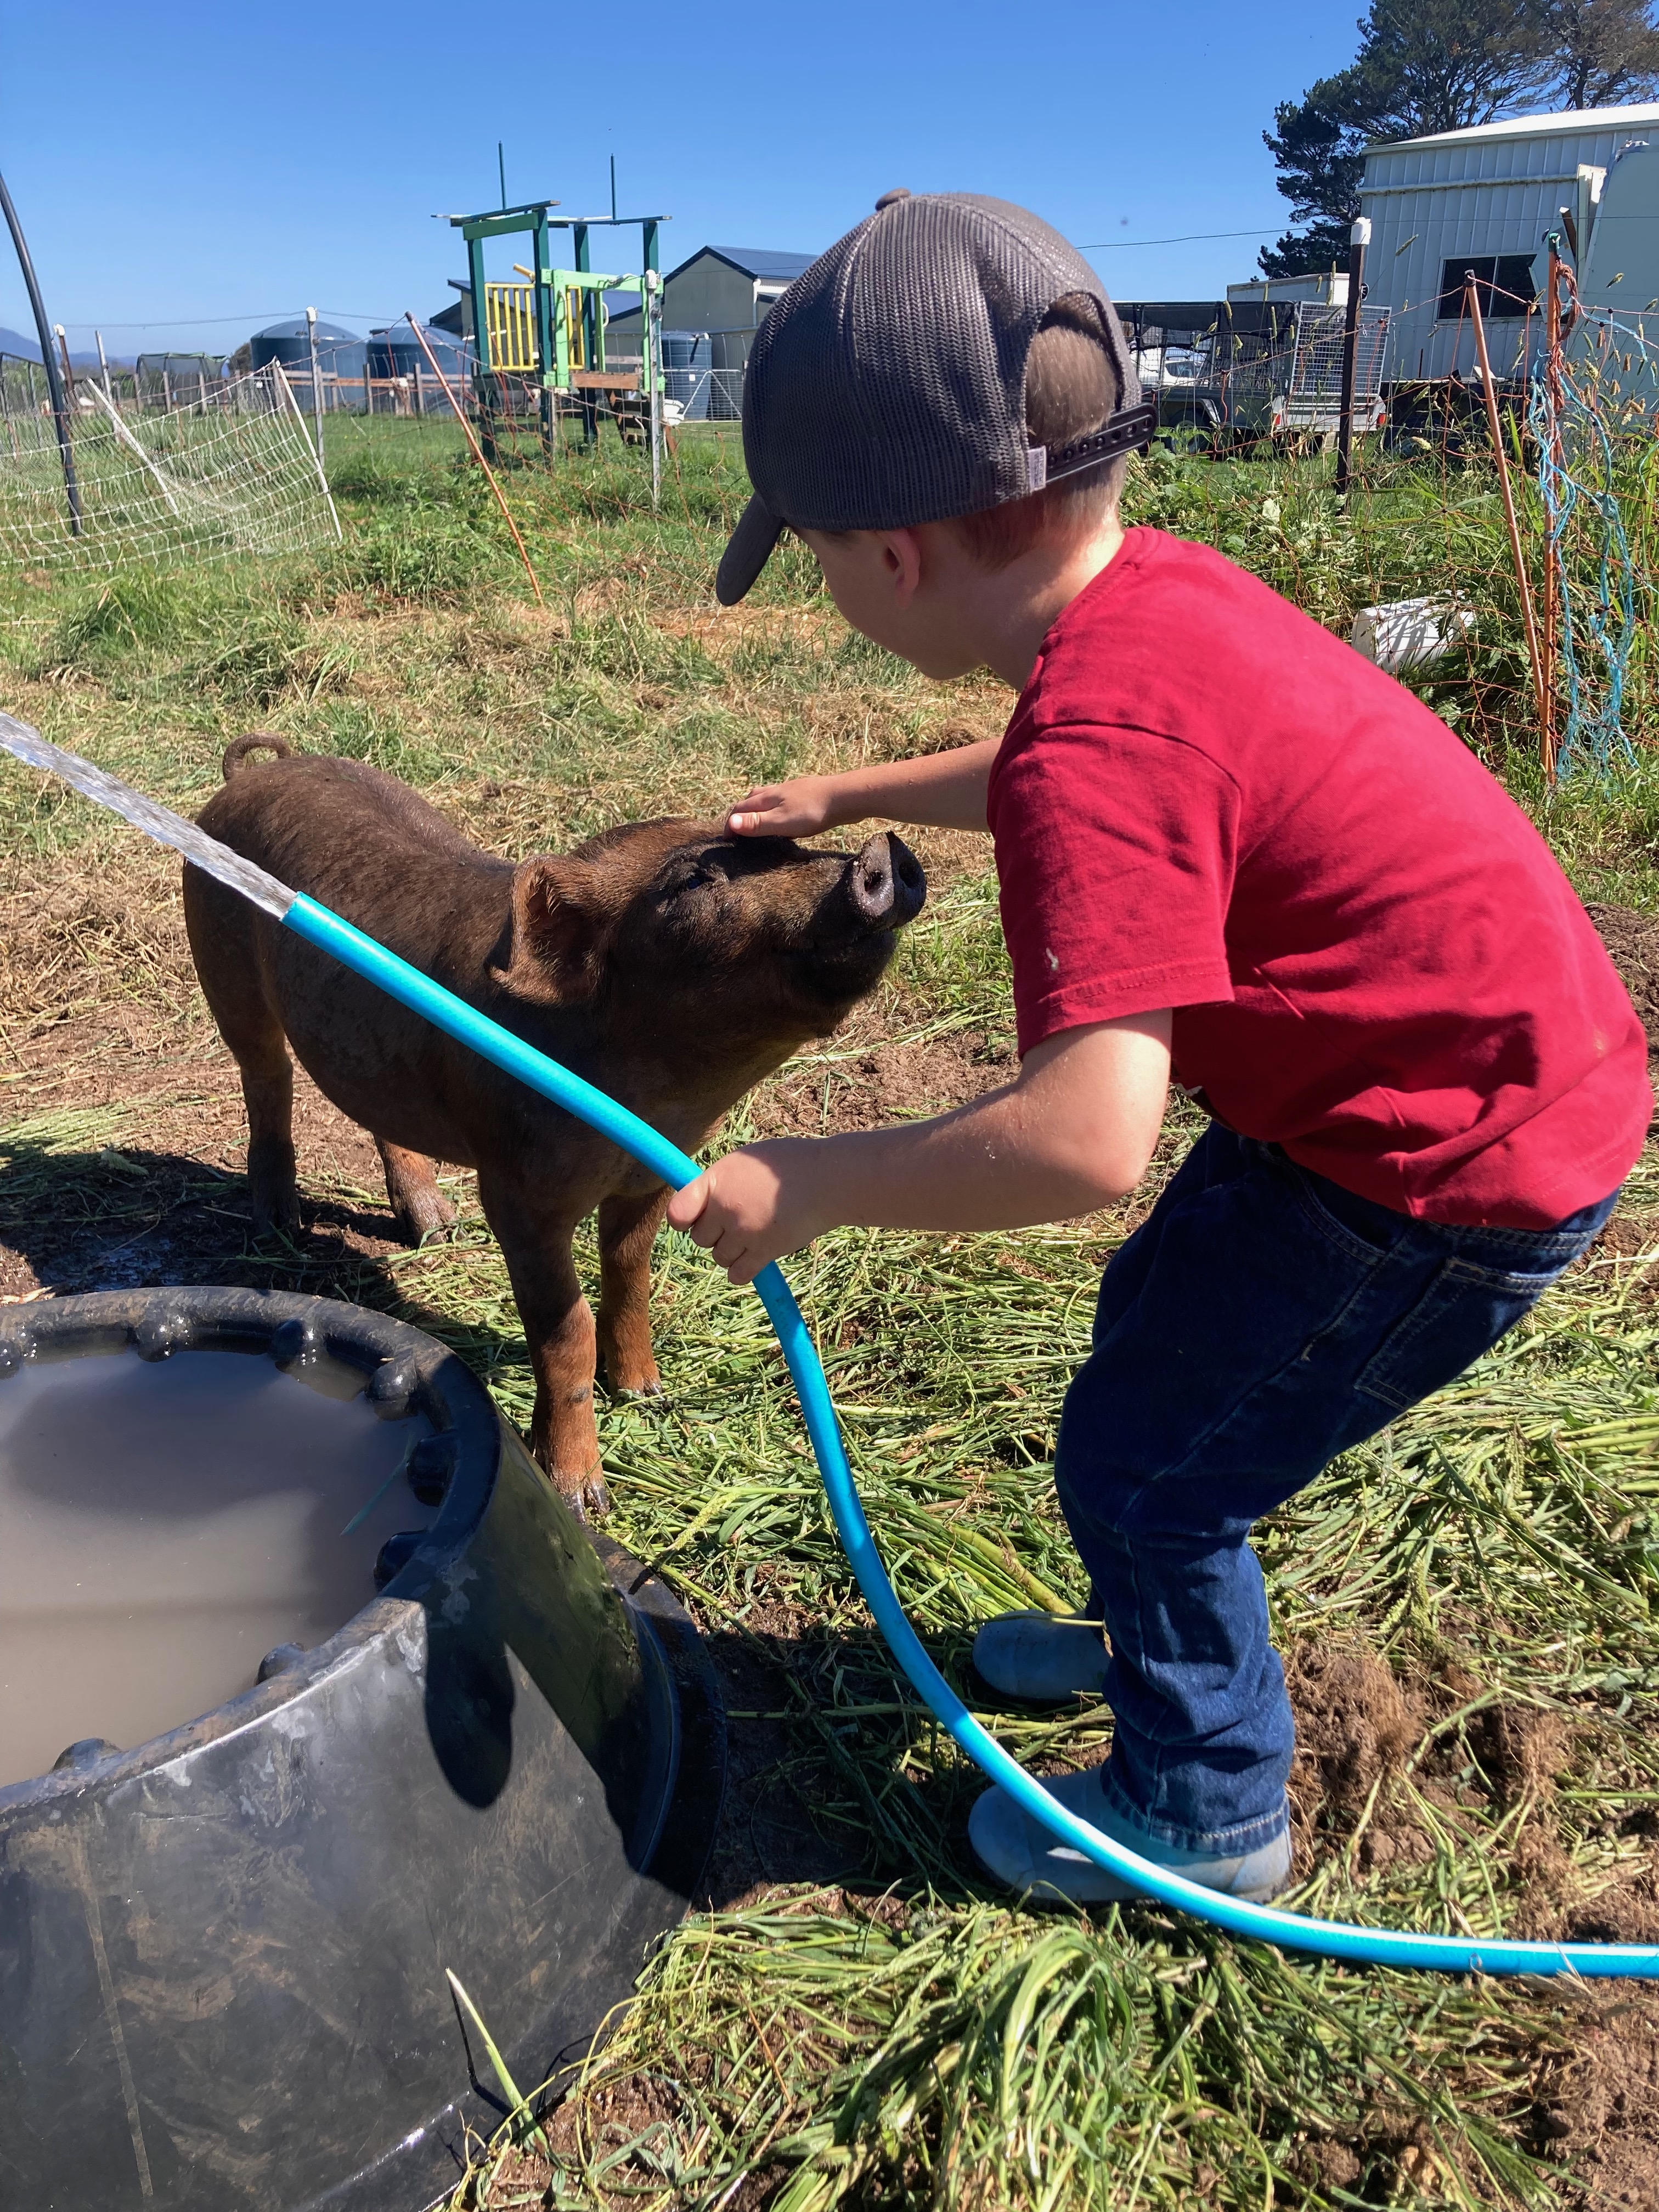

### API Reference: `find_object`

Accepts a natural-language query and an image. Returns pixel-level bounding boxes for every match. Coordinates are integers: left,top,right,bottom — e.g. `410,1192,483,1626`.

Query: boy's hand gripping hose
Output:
5,712,1655,1980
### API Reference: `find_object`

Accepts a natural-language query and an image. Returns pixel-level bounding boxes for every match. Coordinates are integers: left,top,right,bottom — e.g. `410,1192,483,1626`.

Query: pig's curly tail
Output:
221,733,294,782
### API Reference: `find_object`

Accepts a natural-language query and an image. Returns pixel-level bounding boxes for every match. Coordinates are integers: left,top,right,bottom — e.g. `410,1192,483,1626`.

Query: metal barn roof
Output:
1366,100,1659,156
663,245,817,285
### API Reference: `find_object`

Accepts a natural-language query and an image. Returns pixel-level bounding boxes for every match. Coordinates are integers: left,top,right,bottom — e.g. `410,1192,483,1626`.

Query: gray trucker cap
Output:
716,190,1152,606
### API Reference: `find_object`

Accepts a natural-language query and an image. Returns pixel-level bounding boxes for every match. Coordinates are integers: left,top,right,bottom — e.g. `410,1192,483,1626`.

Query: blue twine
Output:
1528,311,1644,778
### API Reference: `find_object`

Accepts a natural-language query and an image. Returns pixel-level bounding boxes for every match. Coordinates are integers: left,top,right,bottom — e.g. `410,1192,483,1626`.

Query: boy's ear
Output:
487,856,607,1004
881,526,924,607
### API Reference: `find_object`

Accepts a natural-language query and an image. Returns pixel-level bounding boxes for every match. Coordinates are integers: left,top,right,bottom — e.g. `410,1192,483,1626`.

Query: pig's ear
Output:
487,857,606,1004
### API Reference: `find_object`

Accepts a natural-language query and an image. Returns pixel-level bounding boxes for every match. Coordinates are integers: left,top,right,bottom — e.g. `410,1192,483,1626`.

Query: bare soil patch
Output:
752,1018,1009,1141
1589,901,1659,1063
1286,1642,1426,1874
1531,2002,1659,2209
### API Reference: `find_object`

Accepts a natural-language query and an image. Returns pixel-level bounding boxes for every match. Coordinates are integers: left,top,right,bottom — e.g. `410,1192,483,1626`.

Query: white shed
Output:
1359,101,1659,381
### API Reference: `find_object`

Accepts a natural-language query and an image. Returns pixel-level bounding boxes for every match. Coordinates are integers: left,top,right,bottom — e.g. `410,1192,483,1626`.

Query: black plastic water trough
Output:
0,1288,724,2211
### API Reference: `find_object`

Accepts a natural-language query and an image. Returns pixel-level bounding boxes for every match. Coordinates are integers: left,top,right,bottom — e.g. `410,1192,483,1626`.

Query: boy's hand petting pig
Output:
668,1139,828,1285
727,777,841,839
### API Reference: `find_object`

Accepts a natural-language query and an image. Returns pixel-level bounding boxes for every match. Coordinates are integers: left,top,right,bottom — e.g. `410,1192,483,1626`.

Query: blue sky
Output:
1,2,1364,358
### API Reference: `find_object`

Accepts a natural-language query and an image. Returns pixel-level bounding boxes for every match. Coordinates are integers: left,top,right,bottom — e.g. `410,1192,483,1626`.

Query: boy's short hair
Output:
947,295,1127,572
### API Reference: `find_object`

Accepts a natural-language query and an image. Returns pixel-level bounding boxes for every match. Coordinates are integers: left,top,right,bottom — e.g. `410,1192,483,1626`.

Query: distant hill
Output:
0,325,126,369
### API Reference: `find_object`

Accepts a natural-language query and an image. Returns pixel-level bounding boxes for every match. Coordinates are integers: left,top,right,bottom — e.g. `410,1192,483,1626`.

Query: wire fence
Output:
0,362,338,573
1121,300,1392,445
1527,272,1658,779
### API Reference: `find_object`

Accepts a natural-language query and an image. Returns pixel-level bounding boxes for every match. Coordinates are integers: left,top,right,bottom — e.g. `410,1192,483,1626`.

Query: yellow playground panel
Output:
483,283,539,374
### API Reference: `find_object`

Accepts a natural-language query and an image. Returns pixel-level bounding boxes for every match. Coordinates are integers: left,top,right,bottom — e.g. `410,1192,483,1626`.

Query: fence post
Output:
95,328,114,405
0,166,81,535
305,306,325,461
1335,216,1370,494
53,325,76,405
647,268,662,510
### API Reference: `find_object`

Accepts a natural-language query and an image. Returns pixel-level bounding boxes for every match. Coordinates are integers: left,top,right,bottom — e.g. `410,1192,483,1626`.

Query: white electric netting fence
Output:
0,361,340,574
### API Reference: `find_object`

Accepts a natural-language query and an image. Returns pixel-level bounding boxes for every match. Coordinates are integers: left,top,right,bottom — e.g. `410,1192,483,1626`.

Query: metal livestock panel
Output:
1361,107,1659,380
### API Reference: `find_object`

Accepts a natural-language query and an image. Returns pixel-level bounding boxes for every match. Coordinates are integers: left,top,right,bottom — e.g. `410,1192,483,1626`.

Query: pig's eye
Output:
662,863,716,899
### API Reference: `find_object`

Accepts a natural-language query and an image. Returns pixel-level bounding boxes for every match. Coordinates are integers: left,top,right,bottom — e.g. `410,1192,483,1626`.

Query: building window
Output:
1437,255,1537,320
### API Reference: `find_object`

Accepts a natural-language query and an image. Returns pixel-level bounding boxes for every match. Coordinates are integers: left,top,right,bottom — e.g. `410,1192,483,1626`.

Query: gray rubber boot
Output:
968,1763,1293,1908
972,1610,1107,1701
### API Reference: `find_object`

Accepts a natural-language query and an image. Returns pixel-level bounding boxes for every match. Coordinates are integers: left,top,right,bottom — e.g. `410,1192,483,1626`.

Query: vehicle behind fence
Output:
1121,301,1391,444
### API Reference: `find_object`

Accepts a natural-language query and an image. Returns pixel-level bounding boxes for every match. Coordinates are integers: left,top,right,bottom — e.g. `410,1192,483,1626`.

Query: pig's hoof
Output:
602,1348,663,1397
555,1471,611,1523
252,1199,301,1240
397,1194,457,1247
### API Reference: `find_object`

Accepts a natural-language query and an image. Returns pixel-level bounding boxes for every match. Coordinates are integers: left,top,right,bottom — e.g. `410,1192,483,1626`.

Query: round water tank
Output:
366,321,468,381
249,317,366,383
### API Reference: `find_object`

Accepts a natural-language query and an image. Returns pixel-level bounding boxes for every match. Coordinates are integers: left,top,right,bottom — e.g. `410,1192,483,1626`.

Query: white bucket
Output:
1350,597,1475,676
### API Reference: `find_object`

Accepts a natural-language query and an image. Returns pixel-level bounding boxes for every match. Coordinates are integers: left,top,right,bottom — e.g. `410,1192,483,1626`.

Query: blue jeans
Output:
1053,1125,1618,1856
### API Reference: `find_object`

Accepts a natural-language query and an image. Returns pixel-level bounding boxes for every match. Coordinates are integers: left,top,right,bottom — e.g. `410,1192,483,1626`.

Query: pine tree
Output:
1260,0,1658,275
1537,0,1659,105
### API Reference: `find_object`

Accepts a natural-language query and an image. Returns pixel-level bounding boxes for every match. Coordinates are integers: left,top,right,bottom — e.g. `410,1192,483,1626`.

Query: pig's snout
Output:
848,833,926,930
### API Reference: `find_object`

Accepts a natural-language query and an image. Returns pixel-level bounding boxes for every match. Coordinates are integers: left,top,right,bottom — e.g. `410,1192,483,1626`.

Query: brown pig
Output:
183,737,926,1516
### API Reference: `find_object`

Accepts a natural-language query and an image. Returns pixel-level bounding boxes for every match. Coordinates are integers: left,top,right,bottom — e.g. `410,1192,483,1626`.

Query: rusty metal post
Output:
1468,271,1550,770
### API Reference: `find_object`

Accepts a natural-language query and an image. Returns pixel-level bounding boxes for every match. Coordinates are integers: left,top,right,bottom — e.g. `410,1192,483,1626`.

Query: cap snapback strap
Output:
1026,402,1158,490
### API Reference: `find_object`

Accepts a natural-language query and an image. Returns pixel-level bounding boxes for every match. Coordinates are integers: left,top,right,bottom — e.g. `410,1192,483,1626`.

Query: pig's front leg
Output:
597,1187,671,1396
479,1177,607,1519
375,1136,456,1245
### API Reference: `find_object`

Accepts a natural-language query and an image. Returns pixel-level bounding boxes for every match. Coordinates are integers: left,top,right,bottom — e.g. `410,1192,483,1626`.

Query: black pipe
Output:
0,167,81,536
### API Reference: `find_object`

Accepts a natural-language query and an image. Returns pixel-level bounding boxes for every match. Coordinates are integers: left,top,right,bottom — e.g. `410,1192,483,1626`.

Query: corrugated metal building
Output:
652,246,816,336
606,246,816,410
1359,101,1659,380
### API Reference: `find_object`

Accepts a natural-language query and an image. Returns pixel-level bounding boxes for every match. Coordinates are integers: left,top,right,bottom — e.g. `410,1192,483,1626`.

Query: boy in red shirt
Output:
667,192,1650,1904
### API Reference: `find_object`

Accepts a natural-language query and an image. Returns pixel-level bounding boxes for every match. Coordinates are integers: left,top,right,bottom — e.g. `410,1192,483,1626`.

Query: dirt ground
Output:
1286,1639,1659,2203
1588,902,1659,1064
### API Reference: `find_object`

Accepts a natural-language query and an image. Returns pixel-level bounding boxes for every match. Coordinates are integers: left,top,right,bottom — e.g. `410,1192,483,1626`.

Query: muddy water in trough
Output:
0,1348,431,1787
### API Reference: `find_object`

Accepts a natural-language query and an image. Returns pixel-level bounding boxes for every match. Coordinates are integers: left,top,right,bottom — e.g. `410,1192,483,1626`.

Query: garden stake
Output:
403,310,545,608
1540,242,1565,780
1465,270,1551,779
4,710,1658,1981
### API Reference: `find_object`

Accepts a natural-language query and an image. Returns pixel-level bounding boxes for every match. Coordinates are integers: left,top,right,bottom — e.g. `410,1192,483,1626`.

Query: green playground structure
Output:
450,196,670,484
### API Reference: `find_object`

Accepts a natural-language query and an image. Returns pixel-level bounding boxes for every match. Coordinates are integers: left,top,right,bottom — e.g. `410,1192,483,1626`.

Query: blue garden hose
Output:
286,893,1659,1979
0,712,1649,1977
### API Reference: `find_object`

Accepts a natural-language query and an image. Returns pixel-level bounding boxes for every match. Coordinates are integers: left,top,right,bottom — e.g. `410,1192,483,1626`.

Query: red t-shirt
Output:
985,528,1651,1228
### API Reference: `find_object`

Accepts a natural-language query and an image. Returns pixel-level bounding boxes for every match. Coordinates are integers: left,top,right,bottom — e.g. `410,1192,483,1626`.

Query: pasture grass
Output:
2,416,1658,2208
